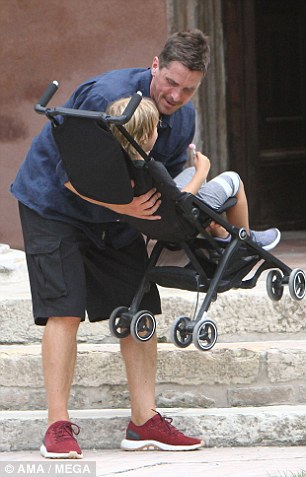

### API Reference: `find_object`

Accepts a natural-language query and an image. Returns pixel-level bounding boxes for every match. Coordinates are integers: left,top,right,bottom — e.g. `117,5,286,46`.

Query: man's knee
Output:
46,316,81,332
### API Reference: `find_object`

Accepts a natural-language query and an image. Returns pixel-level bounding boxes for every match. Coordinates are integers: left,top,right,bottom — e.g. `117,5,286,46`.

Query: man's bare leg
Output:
42,316,80,426
120,333,157,425
120,331,204,450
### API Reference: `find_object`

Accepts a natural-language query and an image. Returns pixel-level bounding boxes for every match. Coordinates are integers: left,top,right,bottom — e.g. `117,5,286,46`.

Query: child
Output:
107,97,281,251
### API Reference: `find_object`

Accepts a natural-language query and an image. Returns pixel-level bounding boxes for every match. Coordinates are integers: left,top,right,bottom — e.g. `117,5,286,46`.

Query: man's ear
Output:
151,56,159,75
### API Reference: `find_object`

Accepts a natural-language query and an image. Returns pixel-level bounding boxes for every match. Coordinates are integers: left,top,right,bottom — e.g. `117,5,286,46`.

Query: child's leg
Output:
175,169,280,250
195,171,240,209
175,169,250,234
196,171,249,234
174,167,196,190
225,179,250,233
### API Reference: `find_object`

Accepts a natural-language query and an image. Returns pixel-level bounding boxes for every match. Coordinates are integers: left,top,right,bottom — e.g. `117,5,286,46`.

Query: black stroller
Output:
35,82,306,351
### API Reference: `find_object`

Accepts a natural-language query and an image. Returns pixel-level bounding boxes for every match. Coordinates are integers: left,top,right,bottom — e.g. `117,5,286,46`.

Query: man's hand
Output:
65,181,162,220
110,188,162,219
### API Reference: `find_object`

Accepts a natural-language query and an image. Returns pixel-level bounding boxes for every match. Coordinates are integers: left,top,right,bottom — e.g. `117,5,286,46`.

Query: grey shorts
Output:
174,168,241,210
19,203,161,326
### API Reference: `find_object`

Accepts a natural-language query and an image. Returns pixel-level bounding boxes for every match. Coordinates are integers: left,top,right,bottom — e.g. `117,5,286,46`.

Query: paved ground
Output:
0,447,306,477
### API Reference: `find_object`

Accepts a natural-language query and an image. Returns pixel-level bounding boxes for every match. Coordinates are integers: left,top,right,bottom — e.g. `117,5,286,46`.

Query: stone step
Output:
159,285,306,343
1,342,305,411
1,405,306,451
0,244,25,273
1,287,306,345
1,246,305,344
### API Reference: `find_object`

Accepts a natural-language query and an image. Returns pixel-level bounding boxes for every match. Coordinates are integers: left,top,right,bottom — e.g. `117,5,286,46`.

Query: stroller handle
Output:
117,91,143,124
37,80,59,108
34,81,143,125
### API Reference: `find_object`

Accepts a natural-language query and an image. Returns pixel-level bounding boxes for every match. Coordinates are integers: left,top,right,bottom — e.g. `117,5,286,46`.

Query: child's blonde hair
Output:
107,97,159,159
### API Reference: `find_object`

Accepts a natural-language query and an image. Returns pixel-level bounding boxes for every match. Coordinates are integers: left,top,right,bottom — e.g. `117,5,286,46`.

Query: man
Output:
11,30,209,458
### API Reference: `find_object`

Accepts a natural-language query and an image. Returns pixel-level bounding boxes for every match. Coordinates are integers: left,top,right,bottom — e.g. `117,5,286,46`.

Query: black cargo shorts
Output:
19,203,161,325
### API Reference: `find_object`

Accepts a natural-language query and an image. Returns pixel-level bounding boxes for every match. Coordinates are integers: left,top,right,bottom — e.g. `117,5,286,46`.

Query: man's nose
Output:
170,88,182,103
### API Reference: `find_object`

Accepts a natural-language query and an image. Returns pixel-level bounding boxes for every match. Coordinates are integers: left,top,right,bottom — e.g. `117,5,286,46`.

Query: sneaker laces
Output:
51,422,80,442
153,411,182,436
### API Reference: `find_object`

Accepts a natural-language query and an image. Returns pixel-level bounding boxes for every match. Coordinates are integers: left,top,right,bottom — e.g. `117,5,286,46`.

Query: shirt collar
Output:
139,68,152,97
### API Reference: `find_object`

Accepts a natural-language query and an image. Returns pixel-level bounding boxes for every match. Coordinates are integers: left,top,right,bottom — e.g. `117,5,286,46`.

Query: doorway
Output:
223,0,306,229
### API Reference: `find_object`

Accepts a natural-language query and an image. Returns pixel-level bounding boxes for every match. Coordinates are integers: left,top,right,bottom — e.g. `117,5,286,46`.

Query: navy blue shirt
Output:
11,68,195,239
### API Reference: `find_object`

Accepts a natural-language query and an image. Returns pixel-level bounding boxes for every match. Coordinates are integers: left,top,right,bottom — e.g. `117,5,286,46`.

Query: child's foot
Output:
250,228,281,251
214,234,231,244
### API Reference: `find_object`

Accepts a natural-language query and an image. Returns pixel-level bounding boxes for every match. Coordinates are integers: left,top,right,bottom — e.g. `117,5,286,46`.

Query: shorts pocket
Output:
25,238,67,299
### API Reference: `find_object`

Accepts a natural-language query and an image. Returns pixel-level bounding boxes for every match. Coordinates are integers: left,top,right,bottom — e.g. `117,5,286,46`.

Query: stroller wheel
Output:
193,318,218,351
266,270,284,301
130,310,156,342
109,306,131,338
288,268,306,301
170,316,192,348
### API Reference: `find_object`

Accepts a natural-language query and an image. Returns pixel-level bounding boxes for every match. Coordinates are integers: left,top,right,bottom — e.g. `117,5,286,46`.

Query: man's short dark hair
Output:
158,29,210,73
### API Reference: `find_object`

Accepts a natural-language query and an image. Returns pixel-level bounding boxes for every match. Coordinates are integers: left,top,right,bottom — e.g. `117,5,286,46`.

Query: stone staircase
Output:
0,243,306,452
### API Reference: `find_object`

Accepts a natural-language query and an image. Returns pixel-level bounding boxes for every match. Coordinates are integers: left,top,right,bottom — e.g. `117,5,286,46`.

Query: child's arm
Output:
180,150,211,195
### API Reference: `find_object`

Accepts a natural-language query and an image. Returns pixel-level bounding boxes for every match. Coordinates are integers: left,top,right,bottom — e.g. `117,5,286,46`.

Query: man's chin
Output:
160,102,181,115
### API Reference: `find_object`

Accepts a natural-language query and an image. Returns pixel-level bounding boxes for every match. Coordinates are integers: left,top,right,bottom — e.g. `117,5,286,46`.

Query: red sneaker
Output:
40,420,83,459
121,412,203,451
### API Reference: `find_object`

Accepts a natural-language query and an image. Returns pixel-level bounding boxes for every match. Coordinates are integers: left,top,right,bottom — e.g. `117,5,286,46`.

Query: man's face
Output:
150,57,204,115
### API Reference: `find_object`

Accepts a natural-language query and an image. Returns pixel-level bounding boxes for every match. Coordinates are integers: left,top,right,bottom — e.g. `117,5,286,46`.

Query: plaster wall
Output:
1,0,167,248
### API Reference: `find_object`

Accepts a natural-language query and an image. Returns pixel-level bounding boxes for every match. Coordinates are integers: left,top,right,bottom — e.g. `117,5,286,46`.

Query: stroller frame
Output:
35,82,306,351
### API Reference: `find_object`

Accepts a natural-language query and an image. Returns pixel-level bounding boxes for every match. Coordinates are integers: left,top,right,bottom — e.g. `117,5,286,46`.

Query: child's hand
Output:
181,146,211,195
188,144,210,174
193,152,210,174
